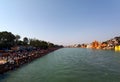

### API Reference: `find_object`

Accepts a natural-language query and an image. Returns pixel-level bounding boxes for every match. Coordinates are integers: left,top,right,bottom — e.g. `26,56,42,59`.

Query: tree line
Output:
0,31,63,50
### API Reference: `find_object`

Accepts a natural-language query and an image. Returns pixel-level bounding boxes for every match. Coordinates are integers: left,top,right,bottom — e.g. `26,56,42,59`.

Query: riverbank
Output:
0,48,61,74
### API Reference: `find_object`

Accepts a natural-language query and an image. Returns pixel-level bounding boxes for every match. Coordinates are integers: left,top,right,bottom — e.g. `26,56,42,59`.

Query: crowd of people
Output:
0,48,59,74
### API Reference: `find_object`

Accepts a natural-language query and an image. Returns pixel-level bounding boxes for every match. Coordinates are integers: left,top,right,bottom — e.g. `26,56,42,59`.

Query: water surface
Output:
0,48,120,82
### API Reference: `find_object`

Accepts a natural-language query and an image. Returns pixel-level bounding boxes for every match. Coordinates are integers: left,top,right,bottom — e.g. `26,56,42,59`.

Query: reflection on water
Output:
0,48,120,82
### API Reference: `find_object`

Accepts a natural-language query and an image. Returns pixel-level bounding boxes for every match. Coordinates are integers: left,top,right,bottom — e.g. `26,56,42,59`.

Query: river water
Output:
0,48,120,82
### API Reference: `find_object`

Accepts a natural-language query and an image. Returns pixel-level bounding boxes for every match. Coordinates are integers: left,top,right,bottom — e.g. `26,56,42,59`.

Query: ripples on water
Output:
0,48,120,82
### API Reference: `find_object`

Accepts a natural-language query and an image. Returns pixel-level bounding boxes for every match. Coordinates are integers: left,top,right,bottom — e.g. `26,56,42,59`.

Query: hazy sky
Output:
0,0,120,45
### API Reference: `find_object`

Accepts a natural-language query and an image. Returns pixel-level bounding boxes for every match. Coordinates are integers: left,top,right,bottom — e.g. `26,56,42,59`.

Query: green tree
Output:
40,41,48,49
23,37,29,45
48,42,54,48
17,40,24,45
15,35,20,41
0,31,15,49
29,39,48,49
29,39,38,47
15,35,21,45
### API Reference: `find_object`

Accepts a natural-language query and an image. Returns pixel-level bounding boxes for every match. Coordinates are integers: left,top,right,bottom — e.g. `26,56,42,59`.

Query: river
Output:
0,48,120,82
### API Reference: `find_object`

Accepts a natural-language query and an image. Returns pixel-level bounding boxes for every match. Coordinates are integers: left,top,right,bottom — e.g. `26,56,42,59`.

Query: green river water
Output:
0,48,120,82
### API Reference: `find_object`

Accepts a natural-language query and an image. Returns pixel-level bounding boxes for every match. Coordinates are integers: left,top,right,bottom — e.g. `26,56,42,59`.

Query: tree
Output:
23,37,29,45
40,41,48,49
15,35,20,41
29,39,39,47
0,31,15,49
17,40,24,45
15,35,21,45
29,39,48,49
77,44,81,47
48,42,54,48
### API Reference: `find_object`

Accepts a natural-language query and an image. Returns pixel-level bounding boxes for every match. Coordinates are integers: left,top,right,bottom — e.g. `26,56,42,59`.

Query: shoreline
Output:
0,48,61,74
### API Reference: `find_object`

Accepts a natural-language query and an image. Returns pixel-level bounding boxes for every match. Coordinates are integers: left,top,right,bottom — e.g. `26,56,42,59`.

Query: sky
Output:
0,0,120,45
